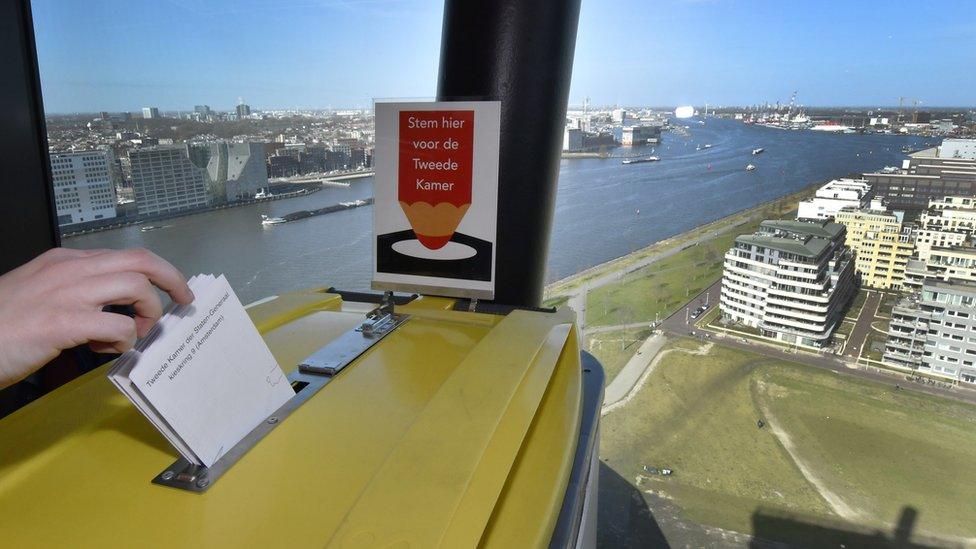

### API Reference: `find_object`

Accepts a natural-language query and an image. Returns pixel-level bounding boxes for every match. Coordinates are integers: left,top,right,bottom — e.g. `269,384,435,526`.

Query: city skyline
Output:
31,0,976,113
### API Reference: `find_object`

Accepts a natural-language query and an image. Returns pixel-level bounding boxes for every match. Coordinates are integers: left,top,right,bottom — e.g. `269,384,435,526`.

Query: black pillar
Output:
0,0,58,275
437,0,582,307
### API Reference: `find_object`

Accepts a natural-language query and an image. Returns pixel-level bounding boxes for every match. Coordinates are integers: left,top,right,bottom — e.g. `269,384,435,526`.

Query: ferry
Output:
260,214,287,226
746,164,757,171
751,148,764,155
621,156,660,165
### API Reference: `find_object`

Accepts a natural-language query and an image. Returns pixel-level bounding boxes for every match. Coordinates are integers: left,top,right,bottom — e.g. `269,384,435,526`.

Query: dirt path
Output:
754,380,862,522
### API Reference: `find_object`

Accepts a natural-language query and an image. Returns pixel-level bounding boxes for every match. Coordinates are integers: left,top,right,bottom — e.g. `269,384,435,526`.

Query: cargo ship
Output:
621,156,660,165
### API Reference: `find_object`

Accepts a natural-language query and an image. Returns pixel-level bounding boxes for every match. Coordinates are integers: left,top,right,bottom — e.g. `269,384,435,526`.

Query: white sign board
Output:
372,101,501,299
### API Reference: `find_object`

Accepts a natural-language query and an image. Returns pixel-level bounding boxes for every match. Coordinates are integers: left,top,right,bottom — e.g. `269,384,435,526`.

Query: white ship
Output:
255,188,272,199
746,164,757,171
751,148,764,155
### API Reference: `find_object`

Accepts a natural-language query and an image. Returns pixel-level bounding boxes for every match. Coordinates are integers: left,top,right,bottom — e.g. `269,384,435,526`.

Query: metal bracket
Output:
152,296,410,493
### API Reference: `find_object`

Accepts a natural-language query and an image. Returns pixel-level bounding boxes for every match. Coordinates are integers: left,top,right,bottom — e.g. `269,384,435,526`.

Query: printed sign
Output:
372,101,501,299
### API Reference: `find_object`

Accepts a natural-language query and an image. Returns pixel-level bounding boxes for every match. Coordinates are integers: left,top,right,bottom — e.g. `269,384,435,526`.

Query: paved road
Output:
843,291,882,358
602,333,667,406
661,280,976,405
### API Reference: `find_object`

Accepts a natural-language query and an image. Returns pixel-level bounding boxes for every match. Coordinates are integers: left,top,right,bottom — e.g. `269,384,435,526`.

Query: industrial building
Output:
720,219,855,348
620,124,661,146
865,142,976,211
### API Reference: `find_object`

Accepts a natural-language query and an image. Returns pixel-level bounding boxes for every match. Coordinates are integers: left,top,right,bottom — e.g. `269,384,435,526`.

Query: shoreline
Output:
545,178,827,296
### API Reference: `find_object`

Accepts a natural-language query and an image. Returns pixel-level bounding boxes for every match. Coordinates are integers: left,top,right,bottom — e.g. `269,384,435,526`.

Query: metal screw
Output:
196,478,210,489
161,471,175,481
267,416,279,424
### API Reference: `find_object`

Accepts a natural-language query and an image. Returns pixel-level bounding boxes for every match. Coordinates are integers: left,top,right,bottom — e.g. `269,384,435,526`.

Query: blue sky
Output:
31,0,976,113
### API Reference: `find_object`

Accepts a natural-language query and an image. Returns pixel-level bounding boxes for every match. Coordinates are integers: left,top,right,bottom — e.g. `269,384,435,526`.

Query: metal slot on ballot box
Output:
152,294,409,493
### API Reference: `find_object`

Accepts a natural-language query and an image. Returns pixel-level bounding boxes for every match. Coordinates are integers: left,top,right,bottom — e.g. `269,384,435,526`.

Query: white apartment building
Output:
50,150,119,227
130,146,211,216
904,245,976,291
915,196,976,261
721,220,855,348
796,178,872,220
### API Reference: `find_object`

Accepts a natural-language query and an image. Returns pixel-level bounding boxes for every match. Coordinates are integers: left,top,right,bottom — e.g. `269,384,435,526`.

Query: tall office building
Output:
720,220,855,348
142,107,160,119
236,103,252,119
834,199,914,290
884,279,976,384
50,150,119,227
194,105,211,116
129,146,210,216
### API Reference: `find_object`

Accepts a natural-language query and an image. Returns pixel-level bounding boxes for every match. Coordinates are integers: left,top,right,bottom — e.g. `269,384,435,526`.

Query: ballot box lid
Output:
0,287,589,548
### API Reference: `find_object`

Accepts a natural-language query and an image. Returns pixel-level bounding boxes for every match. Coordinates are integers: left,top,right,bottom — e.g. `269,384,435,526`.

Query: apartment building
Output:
834,199,914,290
915,196,976,261
883,279,976,384
130,146,211,216
50,150,119,227
796,178,872,221
904,245,976,291
721,219,855,348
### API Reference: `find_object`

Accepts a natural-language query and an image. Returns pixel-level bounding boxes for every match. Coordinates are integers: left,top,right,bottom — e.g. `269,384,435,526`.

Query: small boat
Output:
751,148,764,155
621,156,660,165
139,225,159,232
746,164,757,171
901,146,912,153
255,189,272,199
261,214,287,226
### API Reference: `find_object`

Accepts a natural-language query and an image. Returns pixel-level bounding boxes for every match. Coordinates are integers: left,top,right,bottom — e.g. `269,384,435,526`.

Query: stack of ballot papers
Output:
108,274,294,467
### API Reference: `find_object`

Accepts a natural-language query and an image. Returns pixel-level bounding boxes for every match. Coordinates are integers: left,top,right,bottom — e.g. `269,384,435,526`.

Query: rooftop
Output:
736,233,831,258
759,219,845,240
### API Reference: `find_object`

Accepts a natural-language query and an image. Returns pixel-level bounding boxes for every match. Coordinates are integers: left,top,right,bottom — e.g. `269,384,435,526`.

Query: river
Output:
66,117,927,303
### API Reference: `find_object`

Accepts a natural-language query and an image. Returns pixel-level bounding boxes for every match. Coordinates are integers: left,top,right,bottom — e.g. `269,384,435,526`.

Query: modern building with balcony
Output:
883,279,976,384
834,198,914,290
796,178,872,221
903,245,976,291
720,219,855,348
915,195,976,261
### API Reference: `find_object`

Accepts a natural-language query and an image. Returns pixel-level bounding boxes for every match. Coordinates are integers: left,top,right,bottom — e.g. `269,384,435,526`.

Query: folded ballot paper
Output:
108,274,294,467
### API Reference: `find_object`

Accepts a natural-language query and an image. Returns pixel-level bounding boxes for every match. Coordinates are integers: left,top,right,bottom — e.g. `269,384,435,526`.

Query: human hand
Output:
0,248,194,388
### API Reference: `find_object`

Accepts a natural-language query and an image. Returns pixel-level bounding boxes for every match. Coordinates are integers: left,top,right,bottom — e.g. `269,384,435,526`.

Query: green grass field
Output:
585,327,652,384
585,235,732,328
599,340,976,546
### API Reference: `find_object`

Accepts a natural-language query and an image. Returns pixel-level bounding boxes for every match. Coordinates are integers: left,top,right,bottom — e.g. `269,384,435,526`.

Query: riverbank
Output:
61,183,330,238
544,179,824,303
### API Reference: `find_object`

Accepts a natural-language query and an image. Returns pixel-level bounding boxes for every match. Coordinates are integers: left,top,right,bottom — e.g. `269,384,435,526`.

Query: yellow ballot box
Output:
0,288,602,548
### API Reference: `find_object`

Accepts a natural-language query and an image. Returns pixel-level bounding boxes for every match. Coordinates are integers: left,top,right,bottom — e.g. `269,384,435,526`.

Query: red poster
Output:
398,110,475,249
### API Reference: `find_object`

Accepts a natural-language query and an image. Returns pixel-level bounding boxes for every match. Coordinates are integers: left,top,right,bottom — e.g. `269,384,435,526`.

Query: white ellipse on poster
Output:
372,100,501,299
